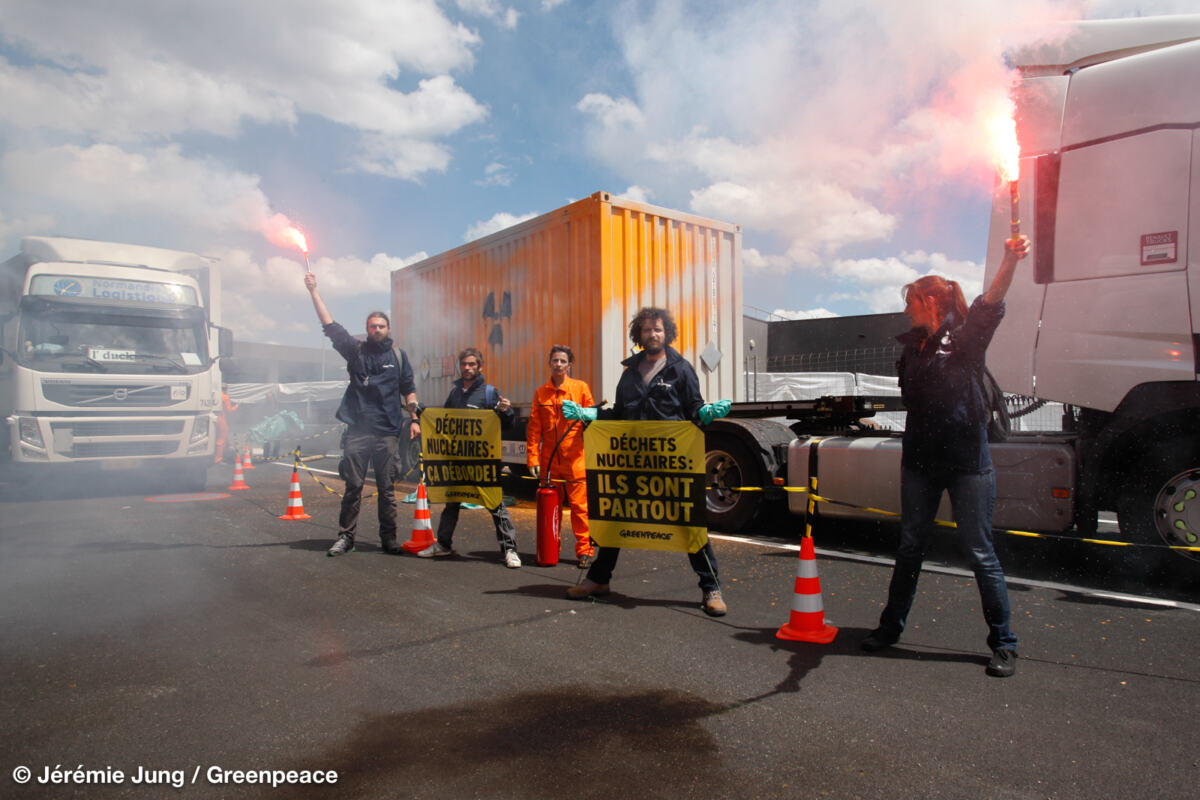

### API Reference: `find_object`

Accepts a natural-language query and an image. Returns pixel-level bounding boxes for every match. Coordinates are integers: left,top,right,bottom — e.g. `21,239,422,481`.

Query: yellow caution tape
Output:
705,479,1200,552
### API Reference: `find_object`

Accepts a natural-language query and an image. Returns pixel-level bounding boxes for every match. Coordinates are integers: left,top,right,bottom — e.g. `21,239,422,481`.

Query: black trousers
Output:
338,426,399,543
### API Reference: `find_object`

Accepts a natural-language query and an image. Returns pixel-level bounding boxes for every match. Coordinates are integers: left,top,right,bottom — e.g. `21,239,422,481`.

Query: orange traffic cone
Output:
242,444,255,469
776,535,838,643
278,467,312,520
401,480,435,553
228,452,250,491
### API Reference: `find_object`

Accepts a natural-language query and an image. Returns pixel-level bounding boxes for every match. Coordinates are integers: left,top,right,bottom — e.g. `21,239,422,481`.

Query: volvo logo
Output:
113,388,128,401
53,278,82,296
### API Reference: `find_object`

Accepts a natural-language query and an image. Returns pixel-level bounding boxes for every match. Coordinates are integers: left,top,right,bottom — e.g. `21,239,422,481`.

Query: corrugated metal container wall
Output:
391,191,743,414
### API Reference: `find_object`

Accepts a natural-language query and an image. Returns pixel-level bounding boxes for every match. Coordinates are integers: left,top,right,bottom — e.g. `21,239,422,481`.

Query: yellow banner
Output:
584,420,708,553
421,408,503,510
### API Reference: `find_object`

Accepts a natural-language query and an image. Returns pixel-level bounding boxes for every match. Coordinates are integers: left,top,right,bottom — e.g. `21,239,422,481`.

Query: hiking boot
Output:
861,629,899,652
380,535,402,555
327,535,354,557
504,549,522,569
986,648,1018,678
702,590,727,617
566,579,610,599
416,542,453,558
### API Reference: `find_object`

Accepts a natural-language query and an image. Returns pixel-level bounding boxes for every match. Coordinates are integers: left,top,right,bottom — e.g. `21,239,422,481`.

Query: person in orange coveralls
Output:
526,345,597,568
214,384,238,464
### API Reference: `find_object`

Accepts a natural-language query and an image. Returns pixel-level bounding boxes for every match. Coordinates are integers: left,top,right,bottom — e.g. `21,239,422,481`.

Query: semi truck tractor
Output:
780,15,1200,564
0,236,232,490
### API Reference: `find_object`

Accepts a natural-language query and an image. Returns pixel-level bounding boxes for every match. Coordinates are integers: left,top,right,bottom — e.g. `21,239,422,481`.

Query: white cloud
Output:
831,250,985,313
212,246,427,339
351,136,454,181
464,211,540,241
580,0,1081,299
616,185,652,204
1,143,276,236
542,0,568,9
477,161,515,187
576,93,645,131
457,0,521,29
0,1,486,178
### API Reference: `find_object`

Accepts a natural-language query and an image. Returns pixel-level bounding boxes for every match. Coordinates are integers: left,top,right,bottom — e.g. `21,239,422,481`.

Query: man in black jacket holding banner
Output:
416,347,521,568
563,307,731,615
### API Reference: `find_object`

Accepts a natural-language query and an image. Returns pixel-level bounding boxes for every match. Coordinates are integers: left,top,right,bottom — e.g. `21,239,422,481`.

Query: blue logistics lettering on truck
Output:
30,275,197,305
90,278,189,304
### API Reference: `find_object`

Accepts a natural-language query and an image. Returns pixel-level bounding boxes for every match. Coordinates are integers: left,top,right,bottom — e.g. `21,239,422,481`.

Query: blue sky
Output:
0,0,1191,348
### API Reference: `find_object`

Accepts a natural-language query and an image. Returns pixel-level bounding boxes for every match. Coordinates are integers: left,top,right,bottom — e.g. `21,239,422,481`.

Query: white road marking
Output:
710,533,1200,614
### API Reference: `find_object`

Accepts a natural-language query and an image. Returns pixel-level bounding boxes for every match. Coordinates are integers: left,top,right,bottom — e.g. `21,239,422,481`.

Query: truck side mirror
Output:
0,312,14,365
218,327,234,359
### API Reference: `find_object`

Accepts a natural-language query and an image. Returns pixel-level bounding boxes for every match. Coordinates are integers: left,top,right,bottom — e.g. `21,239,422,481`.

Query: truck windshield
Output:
17,306,209,374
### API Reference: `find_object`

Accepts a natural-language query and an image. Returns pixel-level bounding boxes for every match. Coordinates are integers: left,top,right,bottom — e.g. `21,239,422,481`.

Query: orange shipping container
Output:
391,191,744,424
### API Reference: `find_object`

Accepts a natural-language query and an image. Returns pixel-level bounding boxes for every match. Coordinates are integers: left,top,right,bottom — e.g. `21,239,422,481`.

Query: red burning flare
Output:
987,108,1021,238
284,226,309,254
265,220,312,271
988,114,1020,184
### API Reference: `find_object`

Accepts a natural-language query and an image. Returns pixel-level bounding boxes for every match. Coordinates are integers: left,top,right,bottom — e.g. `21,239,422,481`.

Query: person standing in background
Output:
527,344,596,568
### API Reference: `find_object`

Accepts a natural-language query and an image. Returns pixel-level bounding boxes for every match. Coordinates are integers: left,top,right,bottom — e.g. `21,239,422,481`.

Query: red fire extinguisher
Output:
534,402,601,566
536,480,562,567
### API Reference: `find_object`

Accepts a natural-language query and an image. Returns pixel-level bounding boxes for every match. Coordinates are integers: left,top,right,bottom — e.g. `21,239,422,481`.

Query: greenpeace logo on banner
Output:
584,420,708,554
617,529,674,542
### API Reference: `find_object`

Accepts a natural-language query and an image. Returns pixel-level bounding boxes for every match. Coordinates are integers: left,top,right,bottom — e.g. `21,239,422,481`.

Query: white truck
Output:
744,16,1199,567
0,236,232,490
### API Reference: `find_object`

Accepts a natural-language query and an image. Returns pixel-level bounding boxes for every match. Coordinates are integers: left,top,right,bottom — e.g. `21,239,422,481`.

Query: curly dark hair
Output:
628,307,677,348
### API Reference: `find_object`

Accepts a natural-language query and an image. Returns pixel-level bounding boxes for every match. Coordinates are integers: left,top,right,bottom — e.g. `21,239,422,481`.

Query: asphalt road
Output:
1,460,1197,799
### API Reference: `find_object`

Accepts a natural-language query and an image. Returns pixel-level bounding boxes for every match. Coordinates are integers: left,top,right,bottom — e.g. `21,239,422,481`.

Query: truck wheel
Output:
397,435,422,482
167,463,209,493
704,433,764,532
1117,443,1200,564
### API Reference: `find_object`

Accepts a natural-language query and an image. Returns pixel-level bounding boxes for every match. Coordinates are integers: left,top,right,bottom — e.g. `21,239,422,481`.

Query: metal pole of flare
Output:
302,252,311,272
1009,180,1020,239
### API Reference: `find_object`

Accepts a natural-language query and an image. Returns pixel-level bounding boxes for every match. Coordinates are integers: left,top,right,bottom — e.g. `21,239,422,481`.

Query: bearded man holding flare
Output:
304,270,420,557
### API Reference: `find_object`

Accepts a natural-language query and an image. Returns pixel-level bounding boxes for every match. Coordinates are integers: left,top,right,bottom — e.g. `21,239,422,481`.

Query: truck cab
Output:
984,17,1200,553
1,237,232,490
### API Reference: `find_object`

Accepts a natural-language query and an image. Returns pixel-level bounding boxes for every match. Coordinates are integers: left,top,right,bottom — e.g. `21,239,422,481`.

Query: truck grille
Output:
70,442,180,458
50,420,186,437
41,382,189,407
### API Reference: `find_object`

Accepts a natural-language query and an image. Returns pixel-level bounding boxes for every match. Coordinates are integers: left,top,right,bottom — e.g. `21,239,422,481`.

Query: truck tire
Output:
396,433,422,482
168,462,210,493
704,432,765,532
1116,440,1200,565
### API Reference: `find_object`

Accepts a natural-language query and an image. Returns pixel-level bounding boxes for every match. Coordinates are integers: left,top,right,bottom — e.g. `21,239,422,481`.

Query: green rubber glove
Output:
698,399,732,425
562,400,597,422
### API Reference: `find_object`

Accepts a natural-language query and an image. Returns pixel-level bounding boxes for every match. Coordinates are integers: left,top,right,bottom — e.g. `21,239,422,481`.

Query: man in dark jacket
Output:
305,271,418,557
562,307,731,615
416,347,522,568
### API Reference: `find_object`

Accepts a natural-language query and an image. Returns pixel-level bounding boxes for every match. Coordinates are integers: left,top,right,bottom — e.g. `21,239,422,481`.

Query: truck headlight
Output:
18,417,44,448
190,416,210,442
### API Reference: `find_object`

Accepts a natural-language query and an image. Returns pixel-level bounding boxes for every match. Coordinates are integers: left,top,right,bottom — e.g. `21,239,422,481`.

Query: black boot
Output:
380,534,402,555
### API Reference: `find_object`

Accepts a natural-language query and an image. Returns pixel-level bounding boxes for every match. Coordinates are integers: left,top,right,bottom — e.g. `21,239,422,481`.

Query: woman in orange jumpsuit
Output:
526,345,596,567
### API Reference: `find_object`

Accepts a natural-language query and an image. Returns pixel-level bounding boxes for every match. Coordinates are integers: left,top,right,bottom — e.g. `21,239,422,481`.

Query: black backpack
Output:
980,366,1010,443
